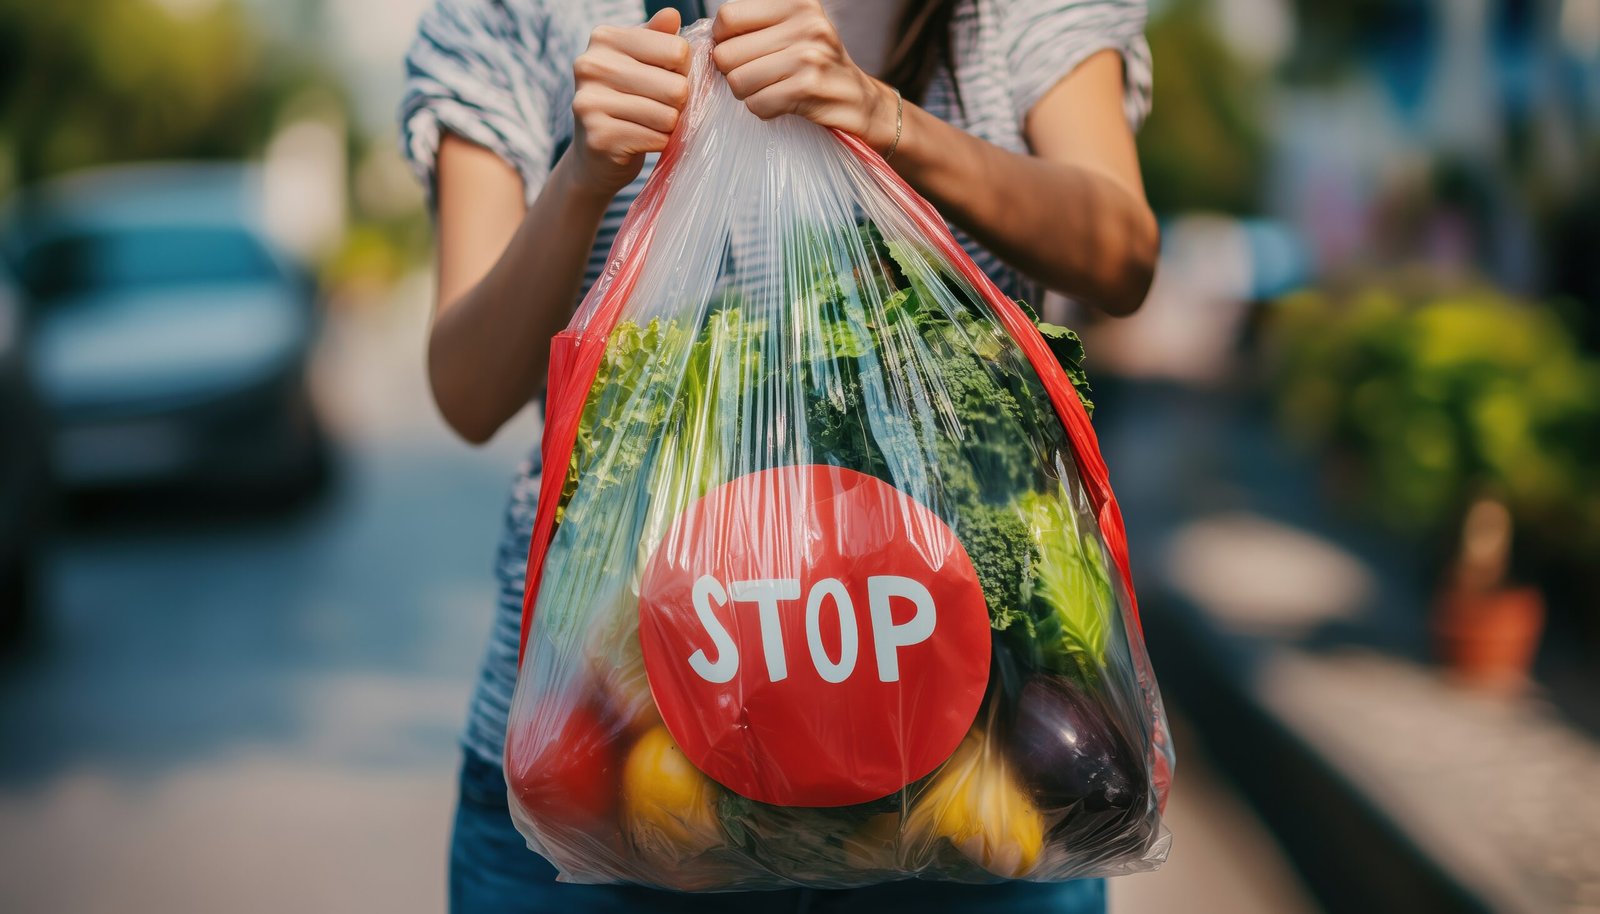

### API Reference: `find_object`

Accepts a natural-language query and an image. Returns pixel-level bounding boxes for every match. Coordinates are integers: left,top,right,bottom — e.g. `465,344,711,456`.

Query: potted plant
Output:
1431,497,1544,690
1265,273,1600,689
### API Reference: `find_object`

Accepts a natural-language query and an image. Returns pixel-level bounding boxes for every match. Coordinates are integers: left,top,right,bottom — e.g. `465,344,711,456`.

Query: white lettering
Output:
867,575,937,683
684,575,937,684
729,578,802,682
805,578,858,683
688,575,738,683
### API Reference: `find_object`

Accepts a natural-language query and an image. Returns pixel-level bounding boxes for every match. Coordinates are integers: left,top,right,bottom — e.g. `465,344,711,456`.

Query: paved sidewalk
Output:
1112,719,1320,914
1262,651,1600,914
1098,381,1600,914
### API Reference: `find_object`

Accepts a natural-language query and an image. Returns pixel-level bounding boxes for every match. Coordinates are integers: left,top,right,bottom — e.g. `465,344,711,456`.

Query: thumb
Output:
645,8,682,34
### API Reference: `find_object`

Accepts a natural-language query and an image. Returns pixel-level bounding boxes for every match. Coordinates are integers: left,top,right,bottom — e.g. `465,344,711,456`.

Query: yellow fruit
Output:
621,726,724,862
904,727,1045,878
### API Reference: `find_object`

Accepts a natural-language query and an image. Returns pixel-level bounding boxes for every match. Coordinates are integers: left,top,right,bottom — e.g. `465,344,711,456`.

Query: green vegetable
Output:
550,222,1114,680
715,790,901,878
1017,484,1114,678
559,318,689,524
956,504,1036,634
1034,321,1094,418
921,329,1035,504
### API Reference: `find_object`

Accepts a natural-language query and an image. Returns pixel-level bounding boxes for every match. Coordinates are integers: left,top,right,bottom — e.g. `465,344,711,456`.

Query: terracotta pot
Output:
1432,586,1545,691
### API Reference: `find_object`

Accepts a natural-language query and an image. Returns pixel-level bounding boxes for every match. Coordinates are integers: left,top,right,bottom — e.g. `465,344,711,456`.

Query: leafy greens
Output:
553,225,1115,679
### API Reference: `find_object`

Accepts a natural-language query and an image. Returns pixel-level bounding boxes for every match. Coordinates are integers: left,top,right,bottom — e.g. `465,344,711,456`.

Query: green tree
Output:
0,0,335,191
1137,0,1268,215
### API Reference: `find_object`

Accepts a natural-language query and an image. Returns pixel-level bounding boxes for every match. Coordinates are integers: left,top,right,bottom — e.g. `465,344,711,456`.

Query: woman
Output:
400,1,1156,911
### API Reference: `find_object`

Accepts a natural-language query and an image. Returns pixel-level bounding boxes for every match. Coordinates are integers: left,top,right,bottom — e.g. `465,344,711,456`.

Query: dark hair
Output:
882,0,961,107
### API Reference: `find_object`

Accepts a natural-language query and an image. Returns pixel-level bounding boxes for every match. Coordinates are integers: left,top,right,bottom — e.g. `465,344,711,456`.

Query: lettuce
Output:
1017,484,1114,679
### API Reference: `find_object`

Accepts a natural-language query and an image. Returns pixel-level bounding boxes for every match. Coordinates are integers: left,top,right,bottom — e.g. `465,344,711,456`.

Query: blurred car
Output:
0,262,50,642
2,163,327,497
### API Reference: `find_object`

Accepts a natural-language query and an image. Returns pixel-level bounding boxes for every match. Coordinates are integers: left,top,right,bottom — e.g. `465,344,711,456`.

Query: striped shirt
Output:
399,0,1152,767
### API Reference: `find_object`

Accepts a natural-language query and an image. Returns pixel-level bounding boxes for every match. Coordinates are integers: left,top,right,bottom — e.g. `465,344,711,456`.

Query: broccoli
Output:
924,346,1035,504
954,502,1037,633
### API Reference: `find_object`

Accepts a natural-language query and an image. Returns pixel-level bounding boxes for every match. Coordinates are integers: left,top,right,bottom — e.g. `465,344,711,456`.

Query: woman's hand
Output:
569,9,693,199
711,0,897,152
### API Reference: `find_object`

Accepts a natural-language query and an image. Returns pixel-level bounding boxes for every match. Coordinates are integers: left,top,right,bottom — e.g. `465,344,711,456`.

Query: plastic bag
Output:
504,21,1173,891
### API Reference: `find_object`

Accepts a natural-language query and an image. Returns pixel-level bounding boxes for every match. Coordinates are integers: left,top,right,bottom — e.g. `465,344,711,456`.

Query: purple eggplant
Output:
1006,675,1141,814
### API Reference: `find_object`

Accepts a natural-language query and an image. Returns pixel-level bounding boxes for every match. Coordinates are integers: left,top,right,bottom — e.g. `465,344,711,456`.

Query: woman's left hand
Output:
711,0,897,151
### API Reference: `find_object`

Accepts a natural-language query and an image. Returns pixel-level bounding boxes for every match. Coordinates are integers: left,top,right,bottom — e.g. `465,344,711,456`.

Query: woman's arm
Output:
431,142,610,444
429,10,691,444
711,0,1157,315
892,51,1157,316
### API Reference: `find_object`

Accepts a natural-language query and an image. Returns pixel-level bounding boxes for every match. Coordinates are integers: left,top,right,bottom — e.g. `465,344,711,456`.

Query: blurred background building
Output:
0,0,1595,912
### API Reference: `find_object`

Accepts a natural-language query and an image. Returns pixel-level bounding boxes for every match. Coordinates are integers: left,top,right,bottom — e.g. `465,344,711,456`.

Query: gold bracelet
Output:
884,88,904,161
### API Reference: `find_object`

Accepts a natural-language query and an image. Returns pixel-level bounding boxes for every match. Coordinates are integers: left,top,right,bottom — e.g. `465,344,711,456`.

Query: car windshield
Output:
19,226,279,303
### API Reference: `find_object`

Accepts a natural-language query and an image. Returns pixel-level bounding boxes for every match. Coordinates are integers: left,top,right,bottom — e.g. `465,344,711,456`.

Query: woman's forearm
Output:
889,99,1158,315
428,154,613,444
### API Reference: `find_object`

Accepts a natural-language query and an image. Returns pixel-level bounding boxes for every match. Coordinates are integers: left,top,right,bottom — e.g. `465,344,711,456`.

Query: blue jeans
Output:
450,753,1107,913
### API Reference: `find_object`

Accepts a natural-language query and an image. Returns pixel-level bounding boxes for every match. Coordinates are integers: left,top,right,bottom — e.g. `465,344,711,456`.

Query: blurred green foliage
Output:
324,209,432,296
0,0,335,194
1267,276,1600,565
1138,0,1267,215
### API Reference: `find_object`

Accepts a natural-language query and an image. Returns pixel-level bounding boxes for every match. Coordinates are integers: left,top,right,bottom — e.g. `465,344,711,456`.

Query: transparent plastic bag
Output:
504,21,1173,891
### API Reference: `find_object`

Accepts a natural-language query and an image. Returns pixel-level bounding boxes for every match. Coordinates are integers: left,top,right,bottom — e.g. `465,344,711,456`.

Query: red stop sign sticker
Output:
638,465,990,807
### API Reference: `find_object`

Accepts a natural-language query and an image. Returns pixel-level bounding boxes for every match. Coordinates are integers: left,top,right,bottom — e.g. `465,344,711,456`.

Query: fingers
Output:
571,19,694,181
724,44,828,102
712,1,848,125
576,53,692,110
740,81,795,121
588,22,692,75
711,15,815,75
711,0,812,42
573,85,682,135
578,118,673,165
644,6,681,36
575,21,693,121
571,63,682,165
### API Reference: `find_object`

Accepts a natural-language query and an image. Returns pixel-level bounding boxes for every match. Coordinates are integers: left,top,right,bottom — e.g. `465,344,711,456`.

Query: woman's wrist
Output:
878,100,963,186
549,151,625,229
860,77,902,155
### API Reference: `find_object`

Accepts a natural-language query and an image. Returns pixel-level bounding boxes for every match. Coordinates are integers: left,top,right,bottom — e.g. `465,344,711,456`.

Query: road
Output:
0,284,1318,913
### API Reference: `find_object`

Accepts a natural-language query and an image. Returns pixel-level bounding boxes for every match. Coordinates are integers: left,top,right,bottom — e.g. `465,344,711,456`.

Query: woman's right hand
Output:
568,9,693,198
